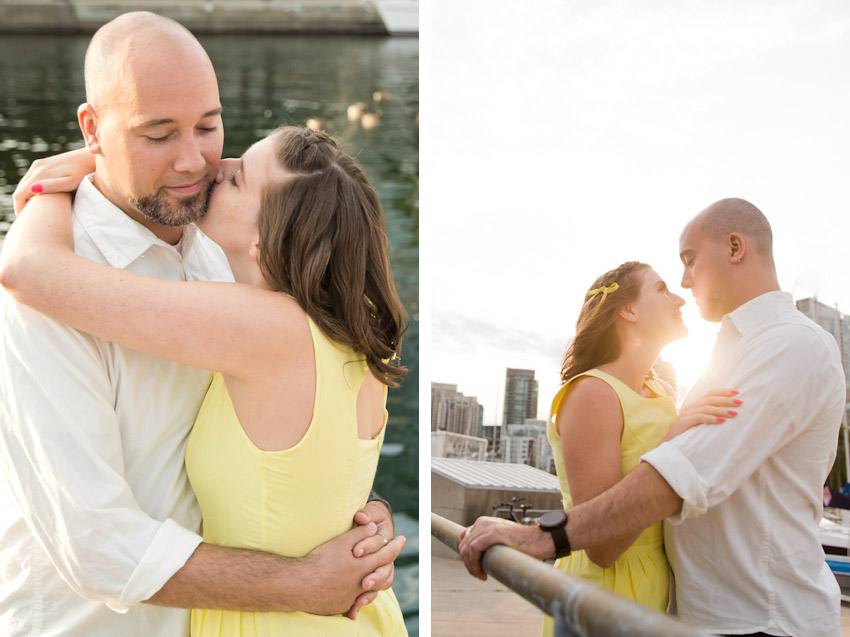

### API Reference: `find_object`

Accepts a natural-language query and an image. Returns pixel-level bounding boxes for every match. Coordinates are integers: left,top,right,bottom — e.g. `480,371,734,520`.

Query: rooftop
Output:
431,458,560,493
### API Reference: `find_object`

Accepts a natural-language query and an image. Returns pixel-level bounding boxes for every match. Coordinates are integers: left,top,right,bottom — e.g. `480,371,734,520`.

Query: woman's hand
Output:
345,501,400,619
12,148,95,215
663,389,742,441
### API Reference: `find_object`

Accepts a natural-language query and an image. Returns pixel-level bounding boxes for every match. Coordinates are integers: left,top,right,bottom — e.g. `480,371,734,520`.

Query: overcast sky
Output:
427,0,850,424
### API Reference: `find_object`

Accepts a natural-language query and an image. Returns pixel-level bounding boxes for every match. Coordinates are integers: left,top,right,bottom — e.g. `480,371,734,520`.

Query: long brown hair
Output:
560,261,650,383
256,126,408,386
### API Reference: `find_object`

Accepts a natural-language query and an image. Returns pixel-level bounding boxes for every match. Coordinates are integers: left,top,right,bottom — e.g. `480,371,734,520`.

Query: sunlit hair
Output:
560,261,651,383
256,126,408,386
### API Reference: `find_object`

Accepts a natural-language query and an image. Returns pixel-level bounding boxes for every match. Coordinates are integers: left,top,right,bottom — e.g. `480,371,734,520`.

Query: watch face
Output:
540,510,566,530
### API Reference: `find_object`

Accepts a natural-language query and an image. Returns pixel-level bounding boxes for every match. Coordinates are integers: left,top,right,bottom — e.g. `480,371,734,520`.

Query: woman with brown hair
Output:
0,126,408,636
542,261,740,634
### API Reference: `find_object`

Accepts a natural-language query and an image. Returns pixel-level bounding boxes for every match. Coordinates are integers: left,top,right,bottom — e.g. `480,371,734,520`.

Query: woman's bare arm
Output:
0,193,299,378
558,377,643,568
12,148,96,214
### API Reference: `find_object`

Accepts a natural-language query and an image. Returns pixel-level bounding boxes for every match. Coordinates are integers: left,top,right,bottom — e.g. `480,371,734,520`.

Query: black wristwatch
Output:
367,491,392,516
539,510,571,559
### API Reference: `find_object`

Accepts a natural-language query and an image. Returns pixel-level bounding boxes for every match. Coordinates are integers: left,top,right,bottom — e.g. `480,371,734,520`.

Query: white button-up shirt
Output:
0,177,233,636
643,291,846,637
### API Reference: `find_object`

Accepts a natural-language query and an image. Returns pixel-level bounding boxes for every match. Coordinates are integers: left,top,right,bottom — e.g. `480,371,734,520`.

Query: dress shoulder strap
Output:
549,368,623,425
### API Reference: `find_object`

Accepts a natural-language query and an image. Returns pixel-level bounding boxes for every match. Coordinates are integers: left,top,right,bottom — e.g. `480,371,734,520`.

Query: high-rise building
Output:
503,434,535,466
431,383,488,461
502,368,539,427
796,298,850,489
431,431,488,461
503,419,553,472
796,298,850,395
481,424,504,462
431,382,483,438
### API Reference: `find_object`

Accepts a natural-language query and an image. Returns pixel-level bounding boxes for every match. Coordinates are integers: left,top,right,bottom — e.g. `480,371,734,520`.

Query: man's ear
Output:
77,103,102,155
728,231,746,264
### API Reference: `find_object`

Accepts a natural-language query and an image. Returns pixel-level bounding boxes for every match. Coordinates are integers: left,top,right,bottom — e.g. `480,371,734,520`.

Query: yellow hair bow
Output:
584,282,619,319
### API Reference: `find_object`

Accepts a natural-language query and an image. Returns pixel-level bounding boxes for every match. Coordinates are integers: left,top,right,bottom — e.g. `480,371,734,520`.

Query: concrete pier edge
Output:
0,1,394,35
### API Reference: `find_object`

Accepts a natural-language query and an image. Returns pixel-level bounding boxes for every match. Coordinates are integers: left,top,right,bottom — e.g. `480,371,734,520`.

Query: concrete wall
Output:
0,0,387,34
431,472,563,560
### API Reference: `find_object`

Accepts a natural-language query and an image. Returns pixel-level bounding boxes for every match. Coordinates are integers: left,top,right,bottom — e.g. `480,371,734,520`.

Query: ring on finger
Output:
377,533,388,546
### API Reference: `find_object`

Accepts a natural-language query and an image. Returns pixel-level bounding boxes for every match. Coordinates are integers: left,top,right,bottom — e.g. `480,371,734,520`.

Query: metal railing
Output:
432,512,714,637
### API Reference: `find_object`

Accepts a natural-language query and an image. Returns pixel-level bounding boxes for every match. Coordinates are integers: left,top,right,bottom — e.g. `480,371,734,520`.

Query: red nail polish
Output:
730,390,739,395
30,183,42,194
733,399,743,405
728,410,737,416
716,417,726,423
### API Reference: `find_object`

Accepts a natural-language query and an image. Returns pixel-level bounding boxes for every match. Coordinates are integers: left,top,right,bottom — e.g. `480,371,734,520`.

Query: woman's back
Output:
186,313,405,636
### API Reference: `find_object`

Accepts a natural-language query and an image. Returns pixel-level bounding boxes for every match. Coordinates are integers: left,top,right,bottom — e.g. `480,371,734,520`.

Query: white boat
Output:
826,552,850,603
821,513,850,555
375,0,418,35
821,514,850,601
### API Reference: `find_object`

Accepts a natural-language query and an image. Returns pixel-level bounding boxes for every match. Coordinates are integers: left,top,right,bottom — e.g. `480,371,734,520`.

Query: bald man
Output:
0,12,400,636
460,198,846,637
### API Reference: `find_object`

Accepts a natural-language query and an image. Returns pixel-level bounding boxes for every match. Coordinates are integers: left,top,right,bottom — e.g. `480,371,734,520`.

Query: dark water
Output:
0,33,419,632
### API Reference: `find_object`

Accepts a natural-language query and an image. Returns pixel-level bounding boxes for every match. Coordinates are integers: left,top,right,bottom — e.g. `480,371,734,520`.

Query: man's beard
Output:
128,179,213,227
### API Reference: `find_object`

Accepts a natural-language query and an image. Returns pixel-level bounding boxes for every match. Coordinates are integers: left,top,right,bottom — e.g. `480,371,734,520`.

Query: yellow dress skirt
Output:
185,314,407,636
541,368,676,635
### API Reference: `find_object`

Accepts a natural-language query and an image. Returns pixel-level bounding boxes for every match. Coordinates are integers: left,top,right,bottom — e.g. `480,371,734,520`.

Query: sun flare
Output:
660,304,720,404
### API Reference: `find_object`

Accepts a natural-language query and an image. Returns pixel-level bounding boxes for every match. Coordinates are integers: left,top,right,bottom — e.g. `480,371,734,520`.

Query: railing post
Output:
431,512,715,637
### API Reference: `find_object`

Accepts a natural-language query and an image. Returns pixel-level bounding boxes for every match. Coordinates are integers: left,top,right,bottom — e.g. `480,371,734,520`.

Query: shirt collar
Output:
721,290,795,336
74,176,192,270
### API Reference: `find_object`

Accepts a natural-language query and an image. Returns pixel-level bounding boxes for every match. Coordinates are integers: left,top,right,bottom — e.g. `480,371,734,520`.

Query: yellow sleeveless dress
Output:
185,314,406,636
541,369,675,635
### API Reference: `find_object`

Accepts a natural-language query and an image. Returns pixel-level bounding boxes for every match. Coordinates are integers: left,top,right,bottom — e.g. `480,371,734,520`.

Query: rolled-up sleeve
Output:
0,299,202,611
641,323,842,524
641,444,709,521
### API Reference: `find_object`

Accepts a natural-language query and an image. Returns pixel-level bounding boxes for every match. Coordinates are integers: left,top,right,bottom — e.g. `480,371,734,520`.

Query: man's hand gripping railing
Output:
431,512,715,637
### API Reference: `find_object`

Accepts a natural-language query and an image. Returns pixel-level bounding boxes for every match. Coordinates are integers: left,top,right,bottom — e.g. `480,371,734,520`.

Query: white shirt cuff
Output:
111,518,203,612
641,444,709,524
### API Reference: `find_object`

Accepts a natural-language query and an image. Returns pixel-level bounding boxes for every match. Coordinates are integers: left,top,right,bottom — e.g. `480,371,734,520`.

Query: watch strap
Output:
548,523,571,558
539,510,571,558
366,490,392,516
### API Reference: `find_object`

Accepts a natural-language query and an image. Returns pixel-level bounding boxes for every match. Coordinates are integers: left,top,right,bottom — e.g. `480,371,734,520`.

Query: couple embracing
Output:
0,11,408,637
461,199,846,637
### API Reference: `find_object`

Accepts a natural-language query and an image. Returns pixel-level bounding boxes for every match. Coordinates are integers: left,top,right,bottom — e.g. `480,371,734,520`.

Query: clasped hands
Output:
305,499,405,619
